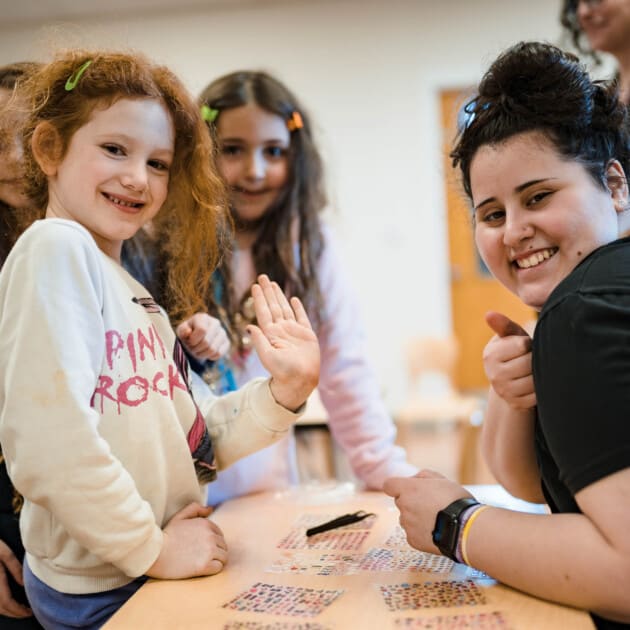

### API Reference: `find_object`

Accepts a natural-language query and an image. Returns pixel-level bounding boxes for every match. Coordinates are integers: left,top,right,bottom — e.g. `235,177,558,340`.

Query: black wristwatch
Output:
432,497,480,561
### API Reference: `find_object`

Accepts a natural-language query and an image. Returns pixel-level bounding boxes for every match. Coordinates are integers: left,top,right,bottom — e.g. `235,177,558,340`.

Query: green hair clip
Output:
65,60,93,92
200,104,219,123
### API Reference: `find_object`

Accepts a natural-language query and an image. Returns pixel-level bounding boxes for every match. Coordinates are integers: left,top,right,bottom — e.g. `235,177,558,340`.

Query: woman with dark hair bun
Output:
385,42,630,630
561,0,630,103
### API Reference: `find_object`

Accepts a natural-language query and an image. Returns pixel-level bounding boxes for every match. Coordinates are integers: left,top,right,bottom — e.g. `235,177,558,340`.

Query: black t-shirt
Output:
533,237,630,630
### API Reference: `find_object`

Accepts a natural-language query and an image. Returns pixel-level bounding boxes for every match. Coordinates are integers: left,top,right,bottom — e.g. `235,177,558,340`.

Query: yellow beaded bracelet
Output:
461,504,491,566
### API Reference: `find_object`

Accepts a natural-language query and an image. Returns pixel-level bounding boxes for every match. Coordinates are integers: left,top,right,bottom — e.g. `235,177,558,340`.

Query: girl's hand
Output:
147,502,227,580
0,540,32,618
383,470,473,553
176,313,231,362
248,274,320,411
483,311,536,409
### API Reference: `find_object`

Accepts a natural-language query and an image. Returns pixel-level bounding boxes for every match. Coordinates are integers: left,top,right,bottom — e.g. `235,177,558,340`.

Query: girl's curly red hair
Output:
20,48,231,321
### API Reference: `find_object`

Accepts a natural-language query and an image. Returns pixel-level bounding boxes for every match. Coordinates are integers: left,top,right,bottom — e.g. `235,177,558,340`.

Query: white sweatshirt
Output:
0,219,300,594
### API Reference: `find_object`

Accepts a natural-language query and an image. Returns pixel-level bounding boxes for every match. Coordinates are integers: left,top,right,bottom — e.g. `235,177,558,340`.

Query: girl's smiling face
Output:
41,97,174,261
471,131,626,310
216,103,290,226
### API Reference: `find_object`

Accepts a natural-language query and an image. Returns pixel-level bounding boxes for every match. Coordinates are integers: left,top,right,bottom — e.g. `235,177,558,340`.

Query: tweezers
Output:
305,510,375,537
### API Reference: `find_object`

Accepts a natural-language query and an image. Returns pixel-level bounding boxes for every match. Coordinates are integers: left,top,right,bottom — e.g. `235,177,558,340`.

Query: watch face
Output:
433,511,458,551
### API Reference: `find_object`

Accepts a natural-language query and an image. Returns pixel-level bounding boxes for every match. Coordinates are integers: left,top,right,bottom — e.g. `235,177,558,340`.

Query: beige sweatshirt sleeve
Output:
190,372,303,469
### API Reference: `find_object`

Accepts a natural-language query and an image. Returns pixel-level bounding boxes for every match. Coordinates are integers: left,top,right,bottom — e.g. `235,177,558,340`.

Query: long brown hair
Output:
19,49,230,322
199,70,327,327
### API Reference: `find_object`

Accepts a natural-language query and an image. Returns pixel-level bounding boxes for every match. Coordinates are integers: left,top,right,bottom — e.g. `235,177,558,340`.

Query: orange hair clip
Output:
287,111,303,131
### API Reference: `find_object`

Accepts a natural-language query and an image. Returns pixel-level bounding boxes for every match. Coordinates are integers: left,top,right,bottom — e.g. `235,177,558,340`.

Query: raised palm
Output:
248,274,320,411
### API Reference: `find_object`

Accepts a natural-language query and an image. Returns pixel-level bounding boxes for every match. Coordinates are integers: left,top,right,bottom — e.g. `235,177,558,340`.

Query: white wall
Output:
0,0,568,408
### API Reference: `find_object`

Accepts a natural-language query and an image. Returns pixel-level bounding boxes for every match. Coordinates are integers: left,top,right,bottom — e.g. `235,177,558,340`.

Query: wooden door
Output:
441,89,535,392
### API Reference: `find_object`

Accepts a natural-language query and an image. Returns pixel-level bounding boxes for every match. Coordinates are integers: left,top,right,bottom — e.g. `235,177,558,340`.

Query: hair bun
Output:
478,42,595,127
451,40,630,200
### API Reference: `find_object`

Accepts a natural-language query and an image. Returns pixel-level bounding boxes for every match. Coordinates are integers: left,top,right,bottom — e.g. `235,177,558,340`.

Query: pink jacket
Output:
207,226,417,504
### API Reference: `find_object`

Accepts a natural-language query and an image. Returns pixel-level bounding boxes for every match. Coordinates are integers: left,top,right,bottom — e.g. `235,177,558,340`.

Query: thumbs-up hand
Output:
483,311,536,409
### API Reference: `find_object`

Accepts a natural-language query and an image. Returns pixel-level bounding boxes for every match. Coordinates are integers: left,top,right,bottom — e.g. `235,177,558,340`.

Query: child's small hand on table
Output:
176,313,231,362
248,274,320,411
147,502,227,579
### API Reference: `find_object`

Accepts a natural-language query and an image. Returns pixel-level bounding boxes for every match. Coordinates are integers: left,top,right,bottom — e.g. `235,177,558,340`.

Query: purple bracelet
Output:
454,504,483,564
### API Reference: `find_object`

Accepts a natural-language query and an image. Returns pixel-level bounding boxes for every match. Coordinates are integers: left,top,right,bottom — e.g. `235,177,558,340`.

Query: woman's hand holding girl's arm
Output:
248,274,320,412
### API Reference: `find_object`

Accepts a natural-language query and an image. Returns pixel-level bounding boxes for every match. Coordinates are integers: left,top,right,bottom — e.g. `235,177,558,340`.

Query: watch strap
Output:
432,497,480,560
441,497,480,519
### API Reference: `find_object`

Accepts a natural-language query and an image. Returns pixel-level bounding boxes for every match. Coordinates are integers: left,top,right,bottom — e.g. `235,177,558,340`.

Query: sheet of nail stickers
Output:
267,548,454,576
274,511,376,551
394,611,512,628
223,623,332,630
267,552,361,576
384,525,413,548
382,526,490,579
359,548,454,574
379,580,487,611
277,528,370,551
222,582,344,617
223,517,505,626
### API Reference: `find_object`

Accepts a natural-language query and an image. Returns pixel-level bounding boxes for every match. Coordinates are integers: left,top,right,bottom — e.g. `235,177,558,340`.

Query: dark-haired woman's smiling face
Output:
471,131,625,310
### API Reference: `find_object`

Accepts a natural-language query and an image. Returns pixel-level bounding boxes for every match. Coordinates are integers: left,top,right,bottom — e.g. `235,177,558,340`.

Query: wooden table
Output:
105,484,594,629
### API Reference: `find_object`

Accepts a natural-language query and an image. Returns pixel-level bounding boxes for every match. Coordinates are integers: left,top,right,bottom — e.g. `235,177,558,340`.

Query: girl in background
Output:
0,62,39,264
385,42,630,629
561,0,630,103
0,60,42,629
0,50,319,629
182,71,416,503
